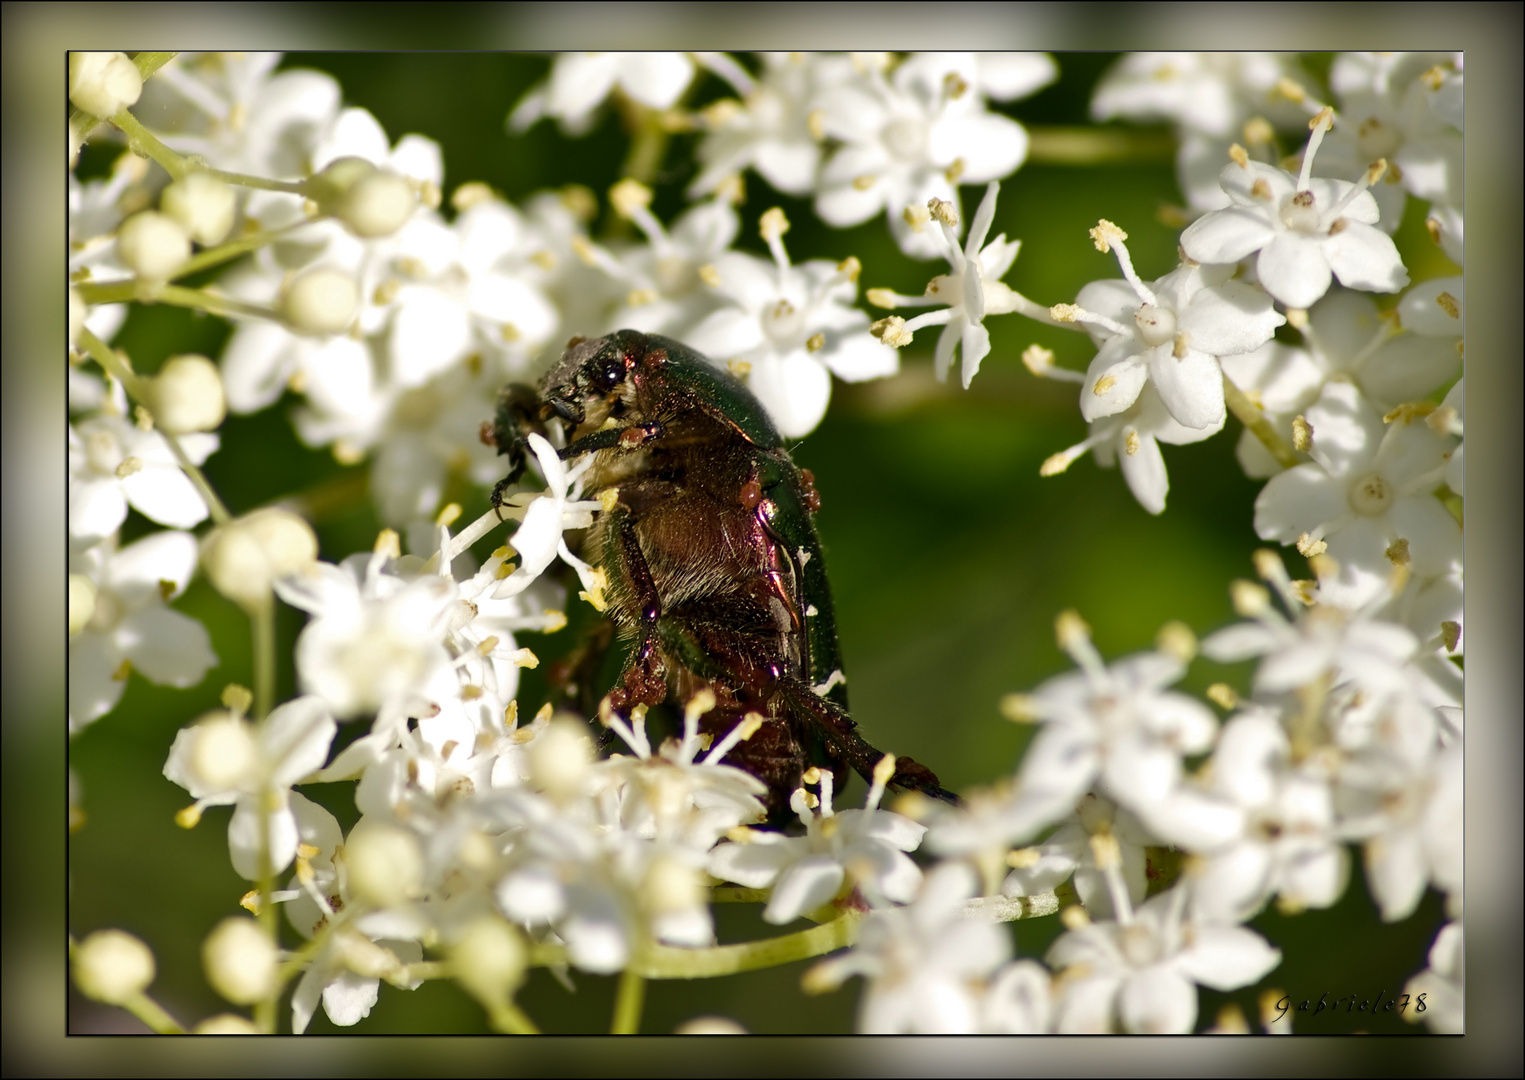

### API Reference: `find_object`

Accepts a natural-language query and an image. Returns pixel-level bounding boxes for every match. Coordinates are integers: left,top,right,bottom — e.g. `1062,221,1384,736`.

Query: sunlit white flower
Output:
1253,381,1459,608
164,697,336,879
280,797,425,1033
1004,613,1218,829
709,756,924,924
1317,53,1464,226
813,52,1050,259
1047,884,1281,1033
509,52,697,136
808,861,1015,1034
69,410,219,545
492,434,605,604
1336,742,1460,922
1146,710,1348,921
1181,112,1409,309
69,530,217,728
1403,920,1462,1033
1066,226,1285,432
867,182,1050,387
686,208,896,436
1001,794,1152,921
275,548,460,723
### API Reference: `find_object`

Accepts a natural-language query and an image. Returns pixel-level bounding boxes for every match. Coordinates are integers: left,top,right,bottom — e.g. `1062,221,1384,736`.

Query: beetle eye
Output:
592,358,626,393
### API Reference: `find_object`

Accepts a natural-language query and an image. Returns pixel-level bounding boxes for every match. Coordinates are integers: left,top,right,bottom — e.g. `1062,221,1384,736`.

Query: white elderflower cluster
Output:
67,50,1463,1038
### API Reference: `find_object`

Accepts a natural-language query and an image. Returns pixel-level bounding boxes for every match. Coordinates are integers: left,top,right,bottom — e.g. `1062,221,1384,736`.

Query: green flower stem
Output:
70,52,177,143
254,783,278,1034
177,221,308,279
1026,125,1176,166
109,107,308,196
488,1000,542,1036
75,328,232,526
118,990,187,1034
610,966,645,1034
107,108,189,179
66,935,186,1034
640,909,865,980
251,601,276,721
155,283,281,323
711,885,770,904
1223,372,1301,470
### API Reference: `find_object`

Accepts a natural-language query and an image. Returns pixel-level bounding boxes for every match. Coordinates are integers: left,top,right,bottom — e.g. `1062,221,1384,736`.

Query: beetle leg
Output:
775,676,961,806
604,517,668,713
558,420,666,461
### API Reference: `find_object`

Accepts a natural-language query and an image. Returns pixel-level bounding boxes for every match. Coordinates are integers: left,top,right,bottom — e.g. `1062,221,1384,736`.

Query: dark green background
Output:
69,52,1452,1035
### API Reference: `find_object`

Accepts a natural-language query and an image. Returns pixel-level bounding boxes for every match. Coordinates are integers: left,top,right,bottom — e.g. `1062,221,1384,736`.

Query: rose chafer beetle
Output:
488,330,957,820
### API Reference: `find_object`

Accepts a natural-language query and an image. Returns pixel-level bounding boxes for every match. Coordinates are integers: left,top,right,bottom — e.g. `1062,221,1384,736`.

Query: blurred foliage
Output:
69,52,1445,1035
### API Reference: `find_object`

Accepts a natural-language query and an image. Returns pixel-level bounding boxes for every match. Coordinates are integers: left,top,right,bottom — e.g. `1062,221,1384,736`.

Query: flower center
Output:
392,385,442,430
1278,190,1321,233
1120,923,1161,967
1356,115,1402,161
653,254,696,298
1134,303,1177,348
763,298,805,347
1348,473,1393,516
883,115,928,159
85,427,125,475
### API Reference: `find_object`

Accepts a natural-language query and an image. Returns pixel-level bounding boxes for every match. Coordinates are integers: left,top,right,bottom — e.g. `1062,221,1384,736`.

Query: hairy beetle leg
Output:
776,675,961,806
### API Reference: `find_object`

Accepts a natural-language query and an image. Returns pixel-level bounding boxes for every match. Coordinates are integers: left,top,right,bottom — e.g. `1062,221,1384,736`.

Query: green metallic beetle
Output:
488,330,957,820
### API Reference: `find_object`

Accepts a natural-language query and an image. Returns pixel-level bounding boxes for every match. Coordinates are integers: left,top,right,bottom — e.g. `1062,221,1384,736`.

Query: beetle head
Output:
539,332,647,436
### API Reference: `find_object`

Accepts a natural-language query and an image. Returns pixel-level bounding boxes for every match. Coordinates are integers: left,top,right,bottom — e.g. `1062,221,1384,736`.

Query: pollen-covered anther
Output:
1054,609,1091,652
1291,415,1313,452
1006,846,1041,869
1092,374,1117,396
759,205,793,241
1089,219,1126,252
1250,177,1273,201
944,158,966,184
1295,533,1327,558
1228,143,1251,169
1156,621,1196,662
726,358,751,378
806,333,825,352
927,198,957,227
1123,429,1140,456
1171,331,1192,359
697,263,722,288
836,256,861,281
869,316,913,348
902,203,931,232
865,288,898,309
1230,580,1271,617
1205,683,1238,710
610,178,654,218
1021,345,1058,378
1242,117,1275,146
1060,905,1091,930
1049,303,1081,323
1384,538,1411,566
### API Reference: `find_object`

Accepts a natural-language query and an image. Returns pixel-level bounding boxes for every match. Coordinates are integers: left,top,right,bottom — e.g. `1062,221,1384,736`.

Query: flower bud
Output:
69,573,97,637
344,818,423,908
117,211,191,281
449,917,526,1006
202,916,278,1004
674,1016,748,1034
73,929,156,1004
145,354,226,434
193,1013,261,1034
282,267,358,336
340,171,417,238
171,711,258,793
200,508,318,611
161,173,236,246
69,52,143,119
527,716,592,800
